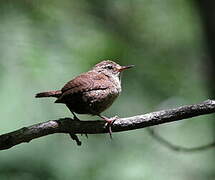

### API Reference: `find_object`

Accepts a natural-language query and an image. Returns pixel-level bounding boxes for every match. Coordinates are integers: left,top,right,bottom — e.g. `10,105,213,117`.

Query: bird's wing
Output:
55,72,110,103
62,72,110,93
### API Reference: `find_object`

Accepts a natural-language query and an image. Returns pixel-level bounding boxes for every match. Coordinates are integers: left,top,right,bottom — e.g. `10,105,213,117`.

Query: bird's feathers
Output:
55,72,112,103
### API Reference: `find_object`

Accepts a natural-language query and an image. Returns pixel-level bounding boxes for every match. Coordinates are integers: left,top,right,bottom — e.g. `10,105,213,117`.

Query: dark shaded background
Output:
0,0,215,179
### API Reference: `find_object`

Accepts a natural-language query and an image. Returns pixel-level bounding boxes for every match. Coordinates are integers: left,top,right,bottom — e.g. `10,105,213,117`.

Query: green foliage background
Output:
0,0,214,179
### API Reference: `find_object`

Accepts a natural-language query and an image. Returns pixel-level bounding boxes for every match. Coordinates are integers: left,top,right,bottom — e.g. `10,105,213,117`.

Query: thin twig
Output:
147,128,215,152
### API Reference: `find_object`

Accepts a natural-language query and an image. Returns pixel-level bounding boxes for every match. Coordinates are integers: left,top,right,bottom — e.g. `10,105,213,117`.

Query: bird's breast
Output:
81,85,120,115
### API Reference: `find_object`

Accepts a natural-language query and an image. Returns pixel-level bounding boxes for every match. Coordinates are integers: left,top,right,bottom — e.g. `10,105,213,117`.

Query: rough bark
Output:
0,100,215,150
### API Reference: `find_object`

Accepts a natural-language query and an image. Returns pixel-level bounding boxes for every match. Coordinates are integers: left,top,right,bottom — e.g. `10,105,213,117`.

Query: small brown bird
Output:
35,60,134,136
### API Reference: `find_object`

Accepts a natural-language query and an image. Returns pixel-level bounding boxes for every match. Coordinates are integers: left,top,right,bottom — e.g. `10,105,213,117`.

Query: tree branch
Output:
1,99,215,150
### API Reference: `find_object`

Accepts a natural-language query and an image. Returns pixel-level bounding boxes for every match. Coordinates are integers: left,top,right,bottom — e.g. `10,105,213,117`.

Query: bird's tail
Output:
35,90,62,98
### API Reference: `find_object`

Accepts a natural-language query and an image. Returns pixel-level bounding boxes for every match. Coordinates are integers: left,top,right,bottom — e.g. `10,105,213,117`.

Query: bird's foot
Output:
99,115,118,139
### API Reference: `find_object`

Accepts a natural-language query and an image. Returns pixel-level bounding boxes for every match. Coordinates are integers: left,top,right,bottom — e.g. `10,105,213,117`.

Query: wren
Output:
35,60,134,137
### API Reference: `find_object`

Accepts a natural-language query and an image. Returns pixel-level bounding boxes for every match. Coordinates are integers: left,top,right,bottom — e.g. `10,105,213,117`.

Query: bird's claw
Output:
104,116,118,139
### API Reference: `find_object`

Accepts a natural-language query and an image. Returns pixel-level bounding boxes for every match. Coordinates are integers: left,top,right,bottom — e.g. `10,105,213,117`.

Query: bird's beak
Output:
118,65,134,72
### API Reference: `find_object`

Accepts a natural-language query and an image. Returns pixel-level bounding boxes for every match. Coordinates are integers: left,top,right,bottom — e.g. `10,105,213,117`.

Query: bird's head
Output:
93,60,134,77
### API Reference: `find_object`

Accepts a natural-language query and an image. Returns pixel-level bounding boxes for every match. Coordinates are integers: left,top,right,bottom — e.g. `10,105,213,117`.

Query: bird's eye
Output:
106,65,113,70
